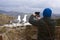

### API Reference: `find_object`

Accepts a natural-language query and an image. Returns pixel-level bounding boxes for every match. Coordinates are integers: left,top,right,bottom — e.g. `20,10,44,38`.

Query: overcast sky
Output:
0,0,60,14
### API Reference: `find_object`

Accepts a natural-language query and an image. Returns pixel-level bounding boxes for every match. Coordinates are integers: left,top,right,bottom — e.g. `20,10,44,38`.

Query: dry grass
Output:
0,14,14,25
0,26,60,40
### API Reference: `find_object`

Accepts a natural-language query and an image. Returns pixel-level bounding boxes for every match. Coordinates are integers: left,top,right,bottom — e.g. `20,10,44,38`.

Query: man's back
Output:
37,17,56,40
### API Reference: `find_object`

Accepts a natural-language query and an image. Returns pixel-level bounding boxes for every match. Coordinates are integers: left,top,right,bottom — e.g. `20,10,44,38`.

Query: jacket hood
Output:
43,8,52,17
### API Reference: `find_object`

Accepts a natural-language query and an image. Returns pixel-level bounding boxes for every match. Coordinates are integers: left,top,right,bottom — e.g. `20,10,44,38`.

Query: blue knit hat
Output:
43,8,52,17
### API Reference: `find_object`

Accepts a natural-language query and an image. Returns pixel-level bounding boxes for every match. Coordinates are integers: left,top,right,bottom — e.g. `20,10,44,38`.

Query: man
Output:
29,8,56,40
37,8,56,40
28,12,40,40
29,12,41,26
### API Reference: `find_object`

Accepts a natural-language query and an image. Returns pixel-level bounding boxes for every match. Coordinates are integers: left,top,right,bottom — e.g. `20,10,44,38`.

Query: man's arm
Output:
29,15,38,26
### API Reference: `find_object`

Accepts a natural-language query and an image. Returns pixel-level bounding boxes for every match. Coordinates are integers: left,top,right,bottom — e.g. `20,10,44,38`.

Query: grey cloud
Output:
0,0,60,14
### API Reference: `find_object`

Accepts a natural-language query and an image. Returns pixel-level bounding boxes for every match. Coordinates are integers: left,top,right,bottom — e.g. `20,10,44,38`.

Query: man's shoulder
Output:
38,18,45,24
30,14,35,17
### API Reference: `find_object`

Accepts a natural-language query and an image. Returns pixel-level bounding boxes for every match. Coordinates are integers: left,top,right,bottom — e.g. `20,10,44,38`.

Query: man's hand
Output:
36,16,41,20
